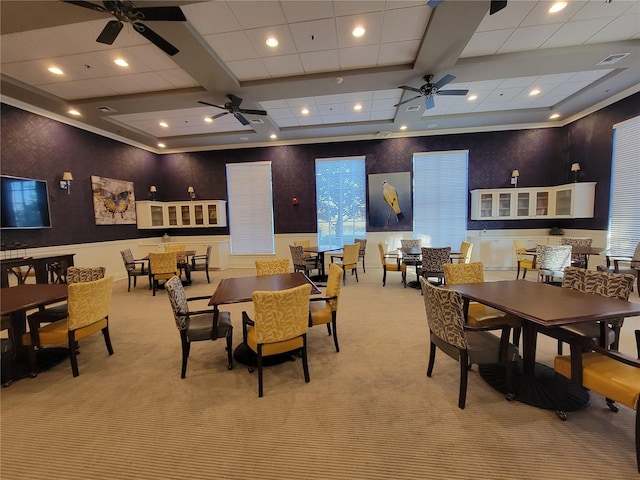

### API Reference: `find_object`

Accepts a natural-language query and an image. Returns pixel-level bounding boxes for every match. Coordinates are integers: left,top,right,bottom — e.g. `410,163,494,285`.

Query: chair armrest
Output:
309,295,337,303
242,311,254,327
186,295,213,302
589,342,640,368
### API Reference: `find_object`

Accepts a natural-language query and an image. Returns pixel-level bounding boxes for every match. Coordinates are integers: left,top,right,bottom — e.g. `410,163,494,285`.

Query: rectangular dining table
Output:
447,280,640,410
303,246,342,282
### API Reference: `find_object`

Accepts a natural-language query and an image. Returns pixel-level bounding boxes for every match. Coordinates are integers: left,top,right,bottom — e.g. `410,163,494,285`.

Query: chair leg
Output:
68,332,80,377
180,335,189,379
226,329,233,370
354,268,358,282
331,318,339,352
102,326,114,355
257,344,264,398
27,345,38,377
427,341,436,377
301,334,310,383
127,275,132,292
522,268,528,279
458,350,469,409
516,262,521,279
382,267,387,286
206,267,210,284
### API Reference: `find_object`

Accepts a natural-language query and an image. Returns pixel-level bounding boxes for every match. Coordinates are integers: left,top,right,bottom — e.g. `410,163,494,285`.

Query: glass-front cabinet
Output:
135,200,227,229
470,182,595,220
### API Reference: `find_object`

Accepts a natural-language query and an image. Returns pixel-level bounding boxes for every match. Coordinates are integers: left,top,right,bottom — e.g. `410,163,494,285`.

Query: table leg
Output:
522,321,538,377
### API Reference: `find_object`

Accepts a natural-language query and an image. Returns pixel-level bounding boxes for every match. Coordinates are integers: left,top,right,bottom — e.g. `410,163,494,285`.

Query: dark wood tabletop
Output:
209,272,321,307
1,283,69,315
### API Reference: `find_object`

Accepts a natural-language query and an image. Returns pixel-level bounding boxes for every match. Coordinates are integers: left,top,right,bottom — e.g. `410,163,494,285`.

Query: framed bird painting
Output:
90,175,137,225
368,172,413,229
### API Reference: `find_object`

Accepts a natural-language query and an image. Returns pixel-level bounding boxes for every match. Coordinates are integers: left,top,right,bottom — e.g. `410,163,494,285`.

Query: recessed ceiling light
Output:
427,123,438,128
68,109,81,116
549,2,567,13
352,26,365,37
468,94,478,101
549,113,560,120
270,134,277,139
240,136,249,141
266,37,278,47
353,104,362,111
157,143,166,148
400,125,407,130
114,58,128,67
204,117,213,123
301,108,310,115
48,67,64,75
529,89,541,96
159,121,168,128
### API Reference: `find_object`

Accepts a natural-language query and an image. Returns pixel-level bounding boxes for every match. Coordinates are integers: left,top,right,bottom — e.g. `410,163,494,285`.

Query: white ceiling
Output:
1,0,639,152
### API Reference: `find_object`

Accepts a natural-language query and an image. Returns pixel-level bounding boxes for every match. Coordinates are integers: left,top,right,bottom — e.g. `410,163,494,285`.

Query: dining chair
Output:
120,248,150,291
190,245,212,283
554,328,640,472
400,239,422,268
560,237,592,268
241,283,312,397
378,242,406,287
22,275,114,377
513,239,536,280
165,275,233,377
420,278,519,409
354,238,367,272
331,243,359,284
289,245,320,277
164,244,190,283
294,240,318,262
149,252,178,296
536,244,572,284
418,247,451,286
309,264,343,352
456,241,473,264
255,258,290,276
597,241,640,293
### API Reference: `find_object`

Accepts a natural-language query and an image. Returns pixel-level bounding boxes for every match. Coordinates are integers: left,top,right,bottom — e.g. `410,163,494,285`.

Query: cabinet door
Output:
555,188,572,216
498,193,511,217
181,205,191,225
194,204,204,225
150,205,164,227
207,204,218,225
167,205,178,226
535,191,549,216
516,192,530,217
479,193,493,218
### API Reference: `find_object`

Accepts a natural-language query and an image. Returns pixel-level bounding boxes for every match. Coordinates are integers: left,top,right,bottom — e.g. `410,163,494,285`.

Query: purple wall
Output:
1,92,639,249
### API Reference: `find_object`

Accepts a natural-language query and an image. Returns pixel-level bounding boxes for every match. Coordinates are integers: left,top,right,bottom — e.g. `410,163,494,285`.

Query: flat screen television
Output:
1,175,52,229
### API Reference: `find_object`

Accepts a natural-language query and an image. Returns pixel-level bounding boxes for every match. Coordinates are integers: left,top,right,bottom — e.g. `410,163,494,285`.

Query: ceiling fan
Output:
395,74,469,110
62,1,186,56
427,0,507,15
198,95,268,126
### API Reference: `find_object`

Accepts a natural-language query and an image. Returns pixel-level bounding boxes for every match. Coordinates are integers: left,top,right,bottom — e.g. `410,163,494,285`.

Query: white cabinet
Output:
136,200,227,229
470,182,595,220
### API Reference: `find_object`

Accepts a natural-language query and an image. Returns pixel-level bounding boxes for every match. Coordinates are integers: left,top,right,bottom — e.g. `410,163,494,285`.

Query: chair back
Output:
443,262,484,285
459,241,473,263
513,239,529,261
149,252,178,275
255,259,290,276
204,245,212,261
561,237,592,265
420,277,467,350
67,276,113,330
563,266,634,301
354,238,367,257
294,240,311,248
252,284,312,344
121,248,135,267
165,244,186,263
165,275,189,331
289,245,307,268
66,266,106,284
536,244,572,272
420,247,451,273
378,242,389,266
631,242,640,269
341,243,359,266
325,264,344,311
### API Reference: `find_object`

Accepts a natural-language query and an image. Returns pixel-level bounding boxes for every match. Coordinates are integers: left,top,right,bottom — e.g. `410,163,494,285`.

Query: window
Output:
315,156,366,249
608,115,640,255
226,161,274,254
412,151,468,247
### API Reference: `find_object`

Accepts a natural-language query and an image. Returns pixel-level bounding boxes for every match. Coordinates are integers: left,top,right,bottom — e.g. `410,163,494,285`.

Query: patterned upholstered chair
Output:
165,275,233,377
149,252,178,296
378,242,406,287
331,243,359,284
190,245,212,283
400,239,422,267
164,244,191,284
554,328,640,472
561,237,592,268
418,247,451,286
536,244,572,284
289,245,320,277
242,283,312,397
513,239,536,279
120,248,149,291
598,242,640,293
255,258,289,276
544,267,635,355
294,240,318,262
420,278,519,409
354,238,367,272
22,276,114,377
309,264,343,352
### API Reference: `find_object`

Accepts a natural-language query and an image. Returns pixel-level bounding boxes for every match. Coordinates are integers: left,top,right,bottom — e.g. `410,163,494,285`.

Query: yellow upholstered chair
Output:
242,283,312,397
149,252,178,296
165,244,190,283
354,238,367,272
309,264,343,351
22,275,114,377
420,278,519,409
378,242,406,287
255,258,290,276
457,241,473,264
554,329,640,472
331,243,359,284
513,239,535,279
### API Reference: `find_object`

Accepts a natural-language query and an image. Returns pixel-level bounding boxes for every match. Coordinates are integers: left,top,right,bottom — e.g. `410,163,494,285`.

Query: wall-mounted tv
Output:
1,175,52,229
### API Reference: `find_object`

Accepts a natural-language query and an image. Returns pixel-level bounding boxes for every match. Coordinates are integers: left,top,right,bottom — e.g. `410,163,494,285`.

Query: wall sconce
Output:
149,185,157,201
187,186,195,200
510,169,519,188
60,171,73,194
571,163,581,182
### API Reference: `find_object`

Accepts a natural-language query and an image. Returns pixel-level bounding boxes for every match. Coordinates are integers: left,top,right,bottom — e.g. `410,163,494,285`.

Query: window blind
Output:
226,161,274,254
413,151,468,248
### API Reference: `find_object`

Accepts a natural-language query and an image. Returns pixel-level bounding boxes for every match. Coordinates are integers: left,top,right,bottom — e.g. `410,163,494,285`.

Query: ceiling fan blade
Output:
133,22,179,56
424,96,436,110
198,101,226,110
426,0,444,7
211,112,228,120
96,20,123,45
437,89,469,96
134,6,186,22
62,1,108,13
398,85,421,93
227,94,243,108
490,0,508,15
234,113,250,126
433,74,456,90
394,95,422,107
239,109,267,116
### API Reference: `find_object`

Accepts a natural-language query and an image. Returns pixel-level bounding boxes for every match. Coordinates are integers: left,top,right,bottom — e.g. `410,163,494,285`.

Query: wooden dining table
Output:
303,246,342,282
447,280,640,410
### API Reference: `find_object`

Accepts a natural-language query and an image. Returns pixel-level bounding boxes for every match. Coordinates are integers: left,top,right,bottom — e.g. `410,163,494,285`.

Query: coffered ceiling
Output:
1,0,639,153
